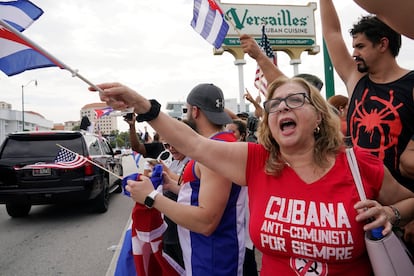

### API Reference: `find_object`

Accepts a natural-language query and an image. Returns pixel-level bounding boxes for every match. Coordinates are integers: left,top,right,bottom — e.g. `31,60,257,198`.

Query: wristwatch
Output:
144,190,159,208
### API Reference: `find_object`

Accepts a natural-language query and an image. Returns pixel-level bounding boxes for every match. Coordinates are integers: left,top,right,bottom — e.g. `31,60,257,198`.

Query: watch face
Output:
144,196,155,208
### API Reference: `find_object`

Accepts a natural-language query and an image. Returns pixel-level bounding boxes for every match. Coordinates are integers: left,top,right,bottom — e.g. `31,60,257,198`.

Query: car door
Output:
99,138,122,186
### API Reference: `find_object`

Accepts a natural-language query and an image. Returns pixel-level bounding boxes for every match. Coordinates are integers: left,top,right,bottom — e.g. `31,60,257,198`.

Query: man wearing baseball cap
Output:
170,83,247,275
119,82,247,275
186,83,233,127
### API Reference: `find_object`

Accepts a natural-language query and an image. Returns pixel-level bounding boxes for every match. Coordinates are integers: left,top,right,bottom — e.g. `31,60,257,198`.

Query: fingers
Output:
354,200,393,233
240,34,260,58
90,82,133,110
125,176,153,204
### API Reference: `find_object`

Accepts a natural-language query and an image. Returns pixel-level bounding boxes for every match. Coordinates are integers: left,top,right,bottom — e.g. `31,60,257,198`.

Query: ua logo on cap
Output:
215,99,224,109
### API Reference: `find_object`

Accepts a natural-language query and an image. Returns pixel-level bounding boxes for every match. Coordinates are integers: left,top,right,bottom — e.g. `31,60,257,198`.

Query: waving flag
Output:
0,18,63,76
131,151,141,169
191,0,229,49
95,106,113,119
0,0,43,31
16,148,87,170
254,25,277,96
0,1,103,91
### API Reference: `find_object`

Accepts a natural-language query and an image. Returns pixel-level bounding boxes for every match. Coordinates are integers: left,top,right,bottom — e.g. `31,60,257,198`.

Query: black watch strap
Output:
136,99,161,122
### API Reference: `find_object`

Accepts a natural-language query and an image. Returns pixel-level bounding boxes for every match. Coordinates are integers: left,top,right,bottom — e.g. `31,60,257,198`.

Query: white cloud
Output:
1,0,413,132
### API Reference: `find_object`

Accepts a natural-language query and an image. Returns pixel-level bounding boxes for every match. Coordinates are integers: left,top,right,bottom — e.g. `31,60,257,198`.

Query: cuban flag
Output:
131,151,141,169
0,1,63,76
191,0,229,49
0,0,43,31
94,106,113,119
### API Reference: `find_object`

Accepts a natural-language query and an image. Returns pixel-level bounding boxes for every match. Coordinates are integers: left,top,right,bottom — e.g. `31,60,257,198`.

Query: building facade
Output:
0,101,54,143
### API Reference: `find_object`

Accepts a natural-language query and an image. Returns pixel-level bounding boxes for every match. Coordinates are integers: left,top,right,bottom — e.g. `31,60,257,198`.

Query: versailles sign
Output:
217,2,319,59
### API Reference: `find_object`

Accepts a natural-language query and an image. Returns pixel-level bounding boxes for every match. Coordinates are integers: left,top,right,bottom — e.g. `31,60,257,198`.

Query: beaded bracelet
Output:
389,205,401,227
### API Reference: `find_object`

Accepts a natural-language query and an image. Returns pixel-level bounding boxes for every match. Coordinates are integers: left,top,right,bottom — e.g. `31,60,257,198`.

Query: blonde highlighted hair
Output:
257,77,344,175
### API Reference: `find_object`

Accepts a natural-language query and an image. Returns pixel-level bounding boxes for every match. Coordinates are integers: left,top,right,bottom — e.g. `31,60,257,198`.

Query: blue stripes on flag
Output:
0,0,43,31
191,0,229,49
0,1,60,76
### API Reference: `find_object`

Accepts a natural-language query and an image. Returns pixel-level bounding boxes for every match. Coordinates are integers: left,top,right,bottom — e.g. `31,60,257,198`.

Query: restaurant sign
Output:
220,2,317,48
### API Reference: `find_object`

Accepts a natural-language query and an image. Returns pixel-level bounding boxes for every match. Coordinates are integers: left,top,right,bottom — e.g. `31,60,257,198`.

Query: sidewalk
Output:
105,217,131,276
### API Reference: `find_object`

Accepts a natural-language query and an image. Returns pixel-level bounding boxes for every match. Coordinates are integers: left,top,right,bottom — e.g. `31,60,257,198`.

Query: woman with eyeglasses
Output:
94,77,414,275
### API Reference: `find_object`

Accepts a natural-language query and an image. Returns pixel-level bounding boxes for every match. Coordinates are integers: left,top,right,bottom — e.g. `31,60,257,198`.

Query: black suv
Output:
0,131,123,217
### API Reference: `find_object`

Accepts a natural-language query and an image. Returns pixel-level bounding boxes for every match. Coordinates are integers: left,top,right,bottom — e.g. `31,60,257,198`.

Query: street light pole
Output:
21,79,38,131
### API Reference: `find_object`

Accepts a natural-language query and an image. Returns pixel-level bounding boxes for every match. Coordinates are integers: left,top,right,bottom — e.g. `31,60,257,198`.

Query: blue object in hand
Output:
121,164,163,197
371,226,385,240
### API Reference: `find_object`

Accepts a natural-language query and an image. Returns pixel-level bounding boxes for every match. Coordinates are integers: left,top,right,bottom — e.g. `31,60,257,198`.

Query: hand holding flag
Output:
0,1,103,92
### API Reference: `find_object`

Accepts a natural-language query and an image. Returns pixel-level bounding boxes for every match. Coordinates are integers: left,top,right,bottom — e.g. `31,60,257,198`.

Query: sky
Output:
2,0,414,133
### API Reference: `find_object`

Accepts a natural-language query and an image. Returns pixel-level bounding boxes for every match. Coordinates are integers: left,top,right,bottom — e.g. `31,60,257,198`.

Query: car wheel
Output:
93,177,109,213
6,202,32,218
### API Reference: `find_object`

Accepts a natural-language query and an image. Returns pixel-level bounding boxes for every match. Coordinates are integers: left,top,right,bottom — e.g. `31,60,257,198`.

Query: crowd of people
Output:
105,1,414,275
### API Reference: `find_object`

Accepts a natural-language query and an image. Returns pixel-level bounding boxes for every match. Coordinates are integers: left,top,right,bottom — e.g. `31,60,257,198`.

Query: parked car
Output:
0,131,123,217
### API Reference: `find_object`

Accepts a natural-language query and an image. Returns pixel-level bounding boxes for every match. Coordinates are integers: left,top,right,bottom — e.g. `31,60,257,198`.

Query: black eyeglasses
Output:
263,93,310,113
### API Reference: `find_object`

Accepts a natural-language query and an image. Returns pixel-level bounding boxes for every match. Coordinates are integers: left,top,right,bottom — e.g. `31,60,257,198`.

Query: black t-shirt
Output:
143,142,165,159
347,71,414,190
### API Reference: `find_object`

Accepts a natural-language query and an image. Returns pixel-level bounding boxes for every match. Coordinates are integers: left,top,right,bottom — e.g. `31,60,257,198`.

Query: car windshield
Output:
1,136,85,159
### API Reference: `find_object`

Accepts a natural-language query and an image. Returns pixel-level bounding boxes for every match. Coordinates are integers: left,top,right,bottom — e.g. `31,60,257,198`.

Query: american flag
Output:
18,148,87,170
254,25,277,96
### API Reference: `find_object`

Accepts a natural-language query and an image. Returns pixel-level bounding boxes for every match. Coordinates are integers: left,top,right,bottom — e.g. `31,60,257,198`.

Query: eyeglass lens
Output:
264,93,307,113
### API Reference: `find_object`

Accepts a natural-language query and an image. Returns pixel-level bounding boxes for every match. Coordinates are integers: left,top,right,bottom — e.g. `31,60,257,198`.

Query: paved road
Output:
0,155,139,276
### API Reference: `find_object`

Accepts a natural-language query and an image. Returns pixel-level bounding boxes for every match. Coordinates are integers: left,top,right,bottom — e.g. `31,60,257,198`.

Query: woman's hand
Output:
125,176,155,204
240,34,262,59
354,199,393,236
124,113,137,125
89,82,151,114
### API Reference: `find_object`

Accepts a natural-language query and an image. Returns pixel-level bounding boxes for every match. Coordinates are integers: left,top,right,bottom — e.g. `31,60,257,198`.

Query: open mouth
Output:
279,118,296,131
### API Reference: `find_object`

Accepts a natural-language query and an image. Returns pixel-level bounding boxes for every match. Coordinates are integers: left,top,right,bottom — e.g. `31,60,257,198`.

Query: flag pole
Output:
56,144,123,180
0,18,104,93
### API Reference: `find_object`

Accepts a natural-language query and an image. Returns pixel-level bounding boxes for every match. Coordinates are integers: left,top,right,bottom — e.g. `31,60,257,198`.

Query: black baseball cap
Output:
295,73,324,91
186,83,232,125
